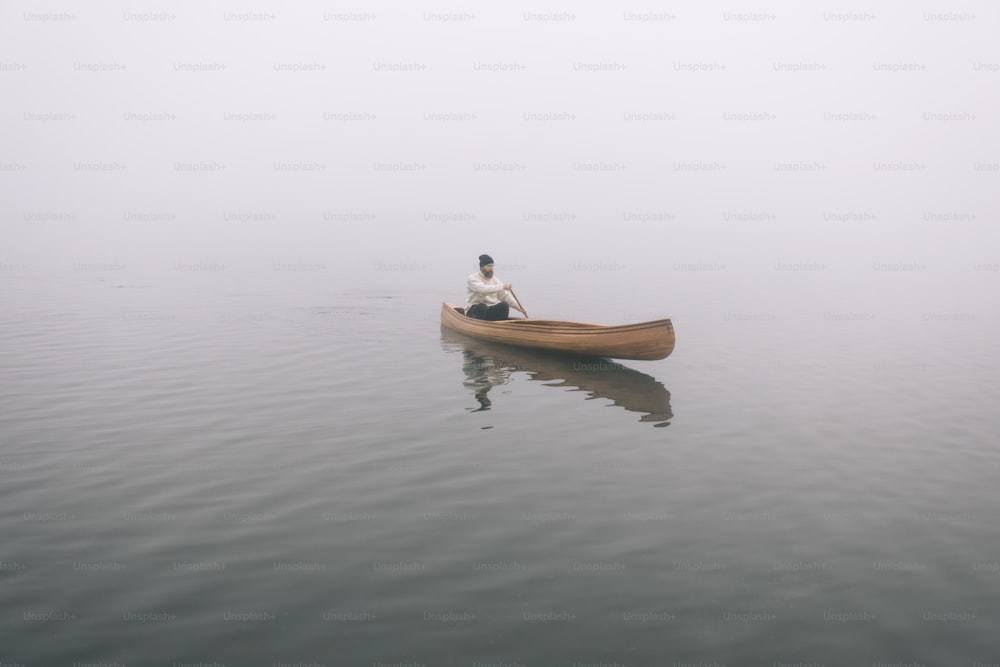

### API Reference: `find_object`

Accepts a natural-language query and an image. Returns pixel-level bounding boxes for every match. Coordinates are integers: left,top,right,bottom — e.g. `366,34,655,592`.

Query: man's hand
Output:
503,282,512,290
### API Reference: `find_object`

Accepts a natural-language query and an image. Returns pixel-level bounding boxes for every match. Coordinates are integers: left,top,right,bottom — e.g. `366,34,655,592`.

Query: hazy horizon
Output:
4,2,997,287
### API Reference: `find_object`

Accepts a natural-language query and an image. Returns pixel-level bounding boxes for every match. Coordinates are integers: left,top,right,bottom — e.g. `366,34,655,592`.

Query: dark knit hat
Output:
479,254,494,267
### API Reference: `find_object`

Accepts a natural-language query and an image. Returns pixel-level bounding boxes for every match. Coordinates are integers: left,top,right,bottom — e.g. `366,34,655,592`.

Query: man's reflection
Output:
461,349,514,411
447,330,673,425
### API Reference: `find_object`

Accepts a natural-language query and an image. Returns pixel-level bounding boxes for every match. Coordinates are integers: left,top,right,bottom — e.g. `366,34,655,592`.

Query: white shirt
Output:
466,270,518,309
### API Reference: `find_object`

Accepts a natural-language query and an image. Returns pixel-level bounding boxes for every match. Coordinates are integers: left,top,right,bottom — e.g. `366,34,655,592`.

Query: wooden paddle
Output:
509,287,529,318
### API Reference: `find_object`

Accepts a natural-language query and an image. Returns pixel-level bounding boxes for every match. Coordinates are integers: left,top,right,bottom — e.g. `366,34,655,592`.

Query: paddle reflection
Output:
441,328,673,426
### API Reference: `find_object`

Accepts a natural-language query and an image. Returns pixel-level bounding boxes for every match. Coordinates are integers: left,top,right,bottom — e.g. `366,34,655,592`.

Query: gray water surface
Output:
2,269,998,666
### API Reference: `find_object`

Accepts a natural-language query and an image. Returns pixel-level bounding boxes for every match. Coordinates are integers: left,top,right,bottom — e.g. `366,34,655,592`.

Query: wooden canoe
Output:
440,302,675,361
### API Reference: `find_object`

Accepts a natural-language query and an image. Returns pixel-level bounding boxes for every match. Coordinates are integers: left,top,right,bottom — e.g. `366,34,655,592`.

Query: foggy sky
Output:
2,1,997,301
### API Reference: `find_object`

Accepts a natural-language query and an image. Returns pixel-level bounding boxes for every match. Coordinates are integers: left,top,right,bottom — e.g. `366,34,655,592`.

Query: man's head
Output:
479,254,494,278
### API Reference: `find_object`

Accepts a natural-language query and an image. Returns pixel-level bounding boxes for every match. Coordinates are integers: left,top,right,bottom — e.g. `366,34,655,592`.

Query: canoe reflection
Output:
441,328,673,426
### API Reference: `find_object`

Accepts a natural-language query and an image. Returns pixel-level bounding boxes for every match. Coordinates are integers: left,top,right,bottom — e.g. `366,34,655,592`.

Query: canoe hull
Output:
440,303,675,361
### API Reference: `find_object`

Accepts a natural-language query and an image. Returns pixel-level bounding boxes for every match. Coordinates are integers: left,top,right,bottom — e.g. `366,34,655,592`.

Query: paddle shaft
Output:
509,288,528,318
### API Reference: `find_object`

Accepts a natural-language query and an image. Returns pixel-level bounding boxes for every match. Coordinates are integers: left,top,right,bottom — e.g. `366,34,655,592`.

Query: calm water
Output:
2,267,998,666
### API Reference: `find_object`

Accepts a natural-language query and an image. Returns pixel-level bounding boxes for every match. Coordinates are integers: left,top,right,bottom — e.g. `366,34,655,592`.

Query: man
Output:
466,254,525,320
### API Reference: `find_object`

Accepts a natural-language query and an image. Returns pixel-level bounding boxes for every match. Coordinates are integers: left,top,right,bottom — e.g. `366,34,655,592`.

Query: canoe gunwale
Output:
445,304,670,331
